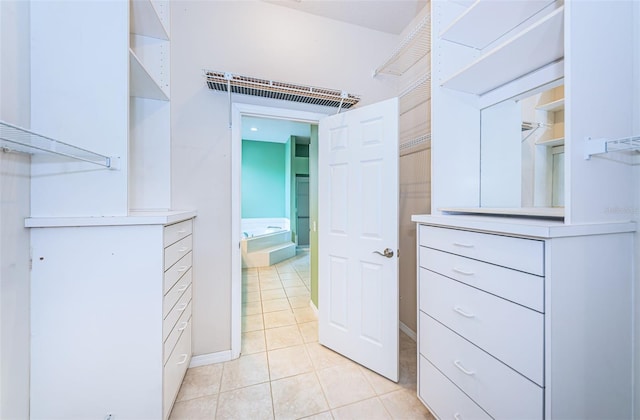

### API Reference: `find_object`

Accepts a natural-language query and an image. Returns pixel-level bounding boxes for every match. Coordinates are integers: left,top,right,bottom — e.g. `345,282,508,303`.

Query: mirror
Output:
480,82,565,210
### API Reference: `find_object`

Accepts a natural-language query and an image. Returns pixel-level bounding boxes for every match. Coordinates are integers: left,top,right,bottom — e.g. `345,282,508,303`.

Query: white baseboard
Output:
189,350,233,368
400,321,417,342
310,299,318,316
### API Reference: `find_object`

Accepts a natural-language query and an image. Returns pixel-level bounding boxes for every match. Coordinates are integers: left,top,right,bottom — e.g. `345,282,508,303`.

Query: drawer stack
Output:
162,219,194,417
417,225,545,419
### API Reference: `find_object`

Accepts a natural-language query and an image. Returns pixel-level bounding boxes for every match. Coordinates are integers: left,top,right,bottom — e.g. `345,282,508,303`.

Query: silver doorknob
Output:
373,248,394,258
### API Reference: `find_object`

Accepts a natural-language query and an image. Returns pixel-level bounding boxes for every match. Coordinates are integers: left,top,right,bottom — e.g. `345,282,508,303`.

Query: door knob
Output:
373,248,394,258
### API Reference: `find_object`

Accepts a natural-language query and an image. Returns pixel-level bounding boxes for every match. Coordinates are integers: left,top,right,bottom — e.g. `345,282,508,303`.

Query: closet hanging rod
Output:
203,70,361,110
0,121,117,169
585,135,640,162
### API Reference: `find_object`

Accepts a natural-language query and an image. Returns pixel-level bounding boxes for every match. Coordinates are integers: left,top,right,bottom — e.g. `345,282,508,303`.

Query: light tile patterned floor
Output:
170,249,434,420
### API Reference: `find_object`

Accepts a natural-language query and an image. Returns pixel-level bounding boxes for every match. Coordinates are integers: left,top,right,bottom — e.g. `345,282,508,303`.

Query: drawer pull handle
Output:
177,266,189,273
177,284,188,293
453,360,475,376
178,321,188,331
454,413,463,420
452,267,474,276
453,306,475,318
177,303,188,312
453,242,474,248
178,247,188,253
177,354,188,365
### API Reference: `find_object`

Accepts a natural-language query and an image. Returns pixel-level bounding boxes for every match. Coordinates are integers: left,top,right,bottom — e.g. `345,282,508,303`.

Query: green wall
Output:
242,140,286,218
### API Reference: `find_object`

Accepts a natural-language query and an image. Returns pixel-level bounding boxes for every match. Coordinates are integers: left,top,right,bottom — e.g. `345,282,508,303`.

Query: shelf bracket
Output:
584,137,607,160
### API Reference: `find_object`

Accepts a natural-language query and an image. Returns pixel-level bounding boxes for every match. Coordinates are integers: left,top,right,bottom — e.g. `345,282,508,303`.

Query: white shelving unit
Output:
536,97,564,112
585,135,640,163
535,136,564,147
0,121,116,169
441,6,564,95
374,13,430,76
129,49,169,101
130,0,169,40
440,0,555,50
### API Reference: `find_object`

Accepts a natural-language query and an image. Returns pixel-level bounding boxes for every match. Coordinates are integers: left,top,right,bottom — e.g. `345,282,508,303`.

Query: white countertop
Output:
25,210,197,228
411,214,636,238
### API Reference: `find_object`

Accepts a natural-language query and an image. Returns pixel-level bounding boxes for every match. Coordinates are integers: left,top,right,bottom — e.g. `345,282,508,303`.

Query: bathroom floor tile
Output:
288,295,311,309
263,309,296,329
242,314,264,332
379,389,434,420
265,325,303,350
216,382,274,420
169,394,217,420
316,363,376,408
241,330,266,355
298,321,318,343
285,286,310,298
271,372,329,419
242,300,263,316
267,344,313,380
175,363,223,402
293,307,317,324
260,279,283,291
261,288,287,301
261,297,290,313
220,352,269,392
306,342,352,370
242,290,261,303
331,397,391,420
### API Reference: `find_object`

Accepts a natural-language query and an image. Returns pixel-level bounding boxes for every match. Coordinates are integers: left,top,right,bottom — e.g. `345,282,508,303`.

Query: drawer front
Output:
164,235,193,271
164,252,192,296
420,313,543,419
164,268,192,318
163,285,192,341
163,321,192,419
164,303,192,365
419,225,544,275
164,219,193,248
419,355,491,420
420,247,544,312
420,268,543,385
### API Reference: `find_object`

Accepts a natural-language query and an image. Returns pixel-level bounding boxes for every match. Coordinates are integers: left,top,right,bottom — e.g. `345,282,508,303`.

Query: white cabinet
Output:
29,212,195,419
414,215,635,419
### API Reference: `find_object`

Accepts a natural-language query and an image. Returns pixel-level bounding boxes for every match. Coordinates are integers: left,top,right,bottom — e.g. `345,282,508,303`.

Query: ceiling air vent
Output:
204,70,360,110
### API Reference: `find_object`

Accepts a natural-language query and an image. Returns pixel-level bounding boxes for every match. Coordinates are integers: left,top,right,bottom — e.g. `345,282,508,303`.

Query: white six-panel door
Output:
318,98,399,381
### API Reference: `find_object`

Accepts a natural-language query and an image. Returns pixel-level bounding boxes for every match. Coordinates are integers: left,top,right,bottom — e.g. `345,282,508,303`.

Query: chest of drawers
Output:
414,217,635,419
30,213,195,419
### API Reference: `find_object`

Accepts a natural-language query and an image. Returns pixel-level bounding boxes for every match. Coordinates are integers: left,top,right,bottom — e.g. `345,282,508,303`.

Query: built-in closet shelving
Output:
0,121,116,168
586,135,640,164
375,5,431,337
374,13,430,76
440,2,564,97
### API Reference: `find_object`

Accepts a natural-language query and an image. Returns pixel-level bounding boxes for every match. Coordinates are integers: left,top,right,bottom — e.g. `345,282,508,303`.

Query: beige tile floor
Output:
170,249,434,420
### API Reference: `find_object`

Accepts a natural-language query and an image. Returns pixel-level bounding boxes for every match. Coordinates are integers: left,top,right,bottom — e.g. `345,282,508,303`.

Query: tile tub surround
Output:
170,250,433,419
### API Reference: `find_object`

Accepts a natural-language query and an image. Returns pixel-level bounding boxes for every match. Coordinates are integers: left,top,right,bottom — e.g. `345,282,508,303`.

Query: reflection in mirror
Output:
481,83,565,210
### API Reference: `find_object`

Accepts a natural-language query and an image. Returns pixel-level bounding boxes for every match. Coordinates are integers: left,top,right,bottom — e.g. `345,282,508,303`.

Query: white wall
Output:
0,1,31,418
634,0,640,414
171,1,398,355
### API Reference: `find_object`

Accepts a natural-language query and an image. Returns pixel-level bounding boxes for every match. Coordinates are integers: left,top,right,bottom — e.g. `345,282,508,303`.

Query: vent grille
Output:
204,70,361,109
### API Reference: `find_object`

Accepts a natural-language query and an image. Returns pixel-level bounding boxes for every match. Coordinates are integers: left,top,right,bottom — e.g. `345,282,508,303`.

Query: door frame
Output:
230,103,328,358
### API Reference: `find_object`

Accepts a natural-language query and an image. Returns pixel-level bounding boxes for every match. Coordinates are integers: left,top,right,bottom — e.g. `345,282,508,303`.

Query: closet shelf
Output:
585,135,640,162
400,133,431,156
130,0,169,40
441,6,564,96
536,98,564,112
400,73,431,115
536,137,564,147
0,121,116,169
374,13,430,77
130,49,169,101
440,0,555,50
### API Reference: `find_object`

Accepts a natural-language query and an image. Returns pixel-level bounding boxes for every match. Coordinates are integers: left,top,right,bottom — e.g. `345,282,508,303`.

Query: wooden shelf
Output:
536,136,564,147
441,6,564,95
129,49,169,101
440,0,555,50
536,98,564,112
130,0,169,40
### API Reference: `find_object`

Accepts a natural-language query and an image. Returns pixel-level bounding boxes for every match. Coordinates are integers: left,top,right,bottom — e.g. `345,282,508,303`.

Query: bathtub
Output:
241,218,295,267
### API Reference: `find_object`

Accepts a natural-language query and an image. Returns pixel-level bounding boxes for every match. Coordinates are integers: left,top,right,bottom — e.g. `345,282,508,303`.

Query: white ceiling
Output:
242,116,312,143
263,0,428,35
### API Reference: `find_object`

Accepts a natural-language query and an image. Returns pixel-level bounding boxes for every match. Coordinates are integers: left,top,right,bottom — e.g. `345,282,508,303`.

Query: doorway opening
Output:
231,103,326,358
